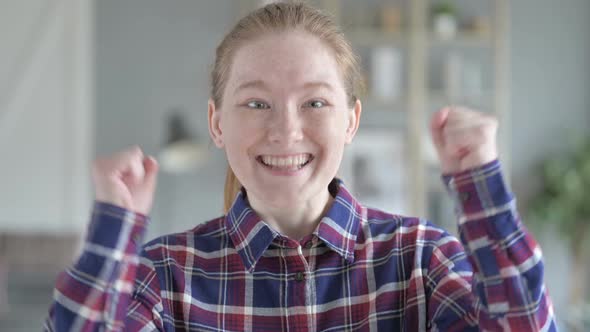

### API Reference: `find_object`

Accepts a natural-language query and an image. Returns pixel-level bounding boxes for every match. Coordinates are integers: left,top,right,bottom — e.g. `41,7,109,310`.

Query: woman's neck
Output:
247,189,334,241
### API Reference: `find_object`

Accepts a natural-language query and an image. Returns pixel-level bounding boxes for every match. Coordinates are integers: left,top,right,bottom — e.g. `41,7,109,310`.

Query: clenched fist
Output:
92,146,159,215
430,106,498,174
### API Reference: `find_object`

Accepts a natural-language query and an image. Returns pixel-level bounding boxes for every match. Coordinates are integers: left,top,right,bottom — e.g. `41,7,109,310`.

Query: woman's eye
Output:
246,101,270,109
305,100,326,108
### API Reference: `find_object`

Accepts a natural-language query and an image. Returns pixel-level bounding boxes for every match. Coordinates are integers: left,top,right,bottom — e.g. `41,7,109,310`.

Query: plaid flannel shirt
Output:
45,160,556,331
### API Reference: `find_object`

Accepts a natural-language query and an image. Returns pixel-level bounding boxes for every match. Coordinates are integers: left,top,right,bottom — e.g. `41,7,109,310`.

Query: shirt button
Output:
132,233,141,244
295,272,305,282
460,192,471,202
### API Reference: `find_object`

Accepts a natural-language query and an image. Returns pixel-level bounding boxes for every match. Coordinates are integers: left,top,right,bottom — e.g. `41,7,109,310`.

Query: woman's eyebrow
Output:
302,81,334,91
234,80,334,93
234,80,269,93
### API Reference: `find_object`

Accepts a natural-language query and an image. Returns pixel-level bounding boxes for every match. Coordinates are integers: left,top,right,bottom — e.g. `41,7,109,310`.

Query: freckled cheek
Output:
221,120,260,160
223,114,264,137
310,131,348,165
307,116,348,141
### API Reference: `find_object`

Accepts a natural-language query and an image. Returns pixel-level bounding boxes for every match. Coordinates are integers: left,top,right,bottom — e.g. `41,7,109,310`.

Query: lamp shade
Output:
158,111,207,173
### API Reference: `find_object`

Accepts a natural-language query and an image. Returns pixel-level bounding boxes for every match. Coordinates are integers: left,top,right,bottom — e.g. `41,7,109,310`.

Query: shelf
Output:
342,13,492,49
428,31,492,48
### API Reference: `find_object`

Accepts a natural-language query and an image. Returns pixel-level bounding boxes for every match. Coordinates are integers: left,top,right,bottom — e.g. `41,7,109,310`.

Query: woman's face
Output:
209,31,361,208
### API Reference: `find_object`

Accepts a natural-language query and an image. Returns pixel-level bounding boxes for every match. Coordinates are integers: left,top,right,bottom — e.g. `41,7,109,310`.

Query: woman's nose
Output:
267,106,304,144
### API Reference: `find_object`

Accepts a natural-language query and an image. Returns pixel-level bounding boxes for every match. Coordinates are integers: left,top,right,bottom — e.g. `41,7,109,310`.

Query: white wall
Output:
510,0,590,202
0,0,93,234
510,0,590,325
94,0,234,240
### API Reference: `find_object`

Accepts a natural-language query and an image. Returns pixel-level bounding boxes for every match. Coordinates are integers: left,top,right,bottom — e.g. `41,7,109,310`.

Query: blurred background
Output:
1,0,589,330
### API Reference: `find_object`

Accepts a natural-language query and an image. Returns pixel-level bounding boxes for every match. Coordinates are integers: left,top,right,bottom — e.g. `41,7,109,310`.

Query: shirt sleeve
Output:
44,202,164,331
426,160,557,331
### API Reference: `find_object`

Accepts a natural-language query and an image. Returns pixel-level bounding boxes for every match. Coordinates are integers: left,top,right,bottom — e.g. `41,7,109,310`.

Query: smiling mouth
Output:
256,153,314,171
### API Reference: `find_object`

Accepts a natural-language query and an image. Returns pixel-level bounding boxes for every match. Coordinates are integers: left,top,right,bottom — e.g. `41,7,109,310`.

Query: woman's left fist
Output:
430,106,498,174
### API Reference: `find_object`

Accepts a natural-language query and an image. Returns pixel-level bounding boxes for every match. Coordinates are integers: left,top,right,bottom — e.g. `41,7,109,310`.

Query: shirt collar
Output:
225,179,362,272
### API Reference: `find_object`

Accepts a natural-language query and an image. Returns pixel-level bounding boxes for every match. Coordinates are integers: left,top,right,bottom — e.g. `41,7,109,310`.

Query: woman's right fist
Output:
92,146,159,215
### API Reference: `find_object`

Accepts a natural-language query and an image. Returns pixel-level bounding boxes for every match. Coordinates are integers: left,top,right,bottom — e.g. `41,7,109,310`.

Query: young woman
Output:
46,2,556,331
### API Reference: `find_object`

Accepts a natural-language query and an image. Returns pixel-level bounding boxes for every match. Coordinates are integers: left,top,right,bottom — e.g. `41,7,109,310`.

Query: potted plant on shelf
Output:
432,1,458,40
528,137,590,330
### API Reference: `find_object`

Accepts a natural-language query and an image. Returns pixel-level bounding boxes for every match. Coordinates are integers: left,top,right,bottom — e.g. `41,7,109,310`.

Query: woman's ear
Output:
345,99,362,144
208,99,224,148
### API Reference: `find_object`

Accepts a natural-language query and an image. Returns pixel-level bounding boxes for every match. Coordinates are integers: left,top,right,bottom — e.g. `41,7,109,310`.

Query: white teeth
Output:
260,154,311,168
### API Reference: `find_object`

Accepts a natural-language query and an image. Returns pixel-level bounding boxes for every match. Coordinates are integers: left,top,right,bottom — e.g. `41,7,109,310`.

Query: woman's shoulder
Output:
139,216,230,260
359,206,465,266
361,206,454,244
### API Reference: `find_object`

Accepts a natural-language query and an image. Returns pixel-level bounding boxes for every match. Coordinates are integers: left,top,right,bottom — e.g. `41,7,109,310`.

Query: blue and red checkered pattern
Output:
45,160,556,331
